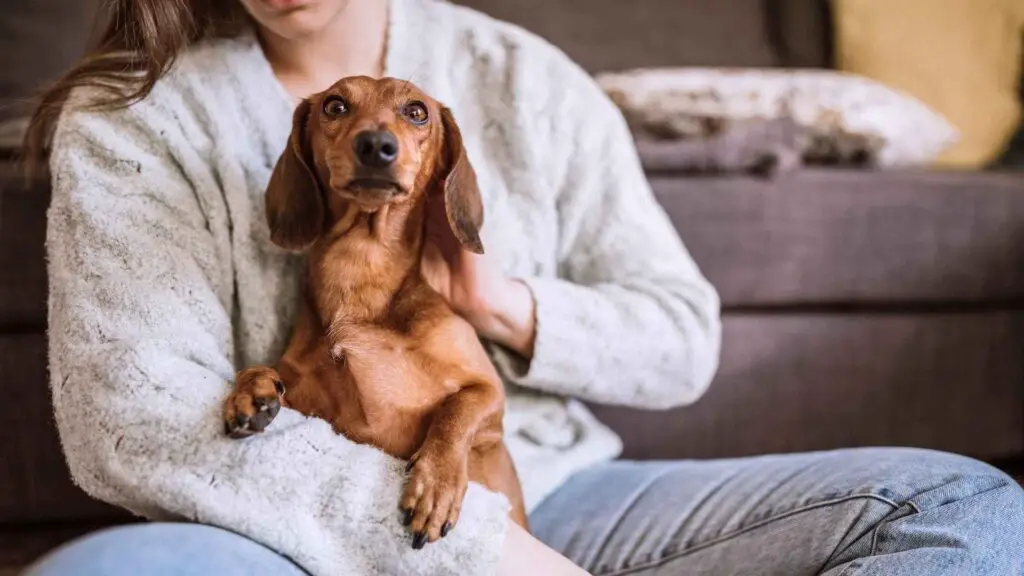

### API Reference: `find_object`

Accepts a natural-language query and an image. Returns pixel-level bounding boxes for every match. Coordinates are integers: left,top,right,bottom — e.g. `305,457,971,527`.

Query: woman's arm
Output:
46,92,511,576
487,50,723,410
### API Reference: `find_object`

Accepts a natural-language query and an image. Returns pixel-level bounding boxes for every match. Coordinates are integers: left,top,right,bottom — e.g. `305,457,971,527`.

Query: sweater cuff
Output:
490,276,588,396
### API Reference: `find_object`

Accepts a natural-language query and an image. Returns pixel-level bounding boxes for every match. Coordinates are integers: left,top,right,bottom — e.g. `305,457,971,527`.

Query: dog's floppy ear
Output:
265,99,324,250
437,106,485,254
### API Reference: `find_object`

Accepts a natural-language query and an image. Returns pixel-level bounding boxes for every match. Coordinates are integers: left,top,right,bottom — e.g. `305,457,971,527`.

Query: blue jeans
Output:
23,448,1024,575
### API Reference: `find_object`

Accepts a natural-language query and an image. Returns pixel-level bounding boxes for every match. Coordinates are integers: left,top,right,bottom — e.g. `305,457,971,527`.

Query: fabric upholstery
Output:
0,163,48,327
452,0,832,72
648,169,1024,306
589,312,1024,461
0,333,129,523
0,0,102,121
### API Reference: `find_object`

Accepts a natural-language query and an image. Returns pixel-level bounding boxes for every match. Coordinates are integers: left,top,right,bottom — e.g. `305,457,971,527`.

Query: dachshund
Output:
222,76,528,548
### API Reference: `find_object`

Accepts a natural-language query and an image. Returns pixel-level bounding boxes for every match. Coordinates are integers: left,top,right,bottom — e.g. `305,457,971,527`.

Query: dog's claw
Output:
401,448,468,548
228,414,252,438
228,425,253,439
412,532,427,550
402,508,414,527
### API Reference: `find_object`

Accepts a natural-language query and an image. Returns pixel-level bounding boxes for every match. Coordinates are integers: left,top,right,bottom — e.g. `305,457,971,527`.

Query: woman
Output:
24,0,1024,574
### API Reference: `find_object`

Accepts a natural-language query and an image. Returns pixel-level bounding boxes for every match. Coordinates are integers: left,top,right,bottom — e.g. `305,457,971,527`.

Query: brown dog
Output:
222,76,528,548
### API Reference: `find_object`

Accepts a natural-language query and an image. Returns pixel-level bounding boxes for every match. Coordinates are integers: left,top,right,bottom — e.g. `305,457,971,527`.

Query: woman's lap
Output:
24,448,1024,576
22,522,308,576
529,447,1024,575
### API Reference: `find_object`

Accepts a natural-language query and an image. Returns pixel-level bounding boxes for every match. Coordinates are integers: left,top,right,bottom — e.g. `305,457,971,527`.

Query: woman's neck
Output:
258,0,389,100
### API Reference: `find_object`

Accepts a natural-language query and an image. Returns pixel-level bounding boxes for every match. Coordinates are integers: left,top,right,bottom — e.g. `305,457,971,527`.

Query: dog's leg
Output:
223,366,286,439
400,380,504,548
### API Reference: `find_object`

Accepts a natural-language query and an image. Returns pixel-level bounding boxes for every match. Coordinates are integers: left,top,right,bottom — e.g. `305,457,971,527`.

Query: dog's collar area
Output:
327,202,393,240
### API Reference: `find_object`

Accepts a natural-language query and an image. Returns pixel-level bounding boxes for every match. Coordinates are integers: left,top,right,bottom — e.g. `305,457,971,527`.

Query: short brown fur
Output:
223,76,528,546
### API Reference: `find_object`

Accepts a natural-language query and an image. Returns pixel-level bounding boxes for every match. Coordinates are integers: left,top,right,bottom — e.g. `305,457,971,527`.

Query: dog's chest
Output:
326,322,463,457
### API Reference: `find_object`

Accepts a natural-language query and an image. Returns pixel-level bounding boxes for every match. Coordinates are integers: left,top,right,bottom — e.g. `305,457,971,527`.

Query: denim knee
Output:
872,449,1024,570
893,449,1023,510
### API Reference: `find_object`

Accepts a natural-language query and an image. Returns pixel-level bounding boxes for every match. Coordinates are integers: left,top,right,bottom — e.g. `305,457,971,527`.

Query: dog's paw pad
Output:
223,369,285,439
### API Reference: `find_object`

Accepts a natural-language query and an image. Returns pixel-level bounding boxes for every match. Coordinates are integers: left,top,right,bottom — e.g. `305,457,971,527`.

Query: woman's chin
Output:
241,0,350,38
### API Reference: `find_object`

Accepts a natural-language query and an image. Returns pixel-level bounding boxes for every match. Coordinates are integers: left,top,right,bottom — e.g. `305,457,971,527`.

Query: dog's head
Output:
265,76,484,253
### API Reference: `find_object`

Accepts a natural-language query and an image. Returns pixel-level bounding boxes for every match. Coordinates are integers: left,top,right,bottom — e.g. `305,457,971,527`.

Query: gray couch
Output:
1,0,1022,567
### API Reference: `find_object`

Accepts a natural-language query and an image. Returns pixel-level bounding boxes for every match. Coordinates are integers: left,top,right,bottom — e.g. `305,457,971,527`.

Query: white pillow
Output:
596,68,959,167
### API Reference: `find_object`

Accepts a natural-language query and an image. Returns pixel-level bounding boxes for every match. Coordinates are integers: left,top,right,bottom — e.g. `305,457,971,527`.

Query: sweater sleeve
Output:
491,46,723,410
46,94,508,576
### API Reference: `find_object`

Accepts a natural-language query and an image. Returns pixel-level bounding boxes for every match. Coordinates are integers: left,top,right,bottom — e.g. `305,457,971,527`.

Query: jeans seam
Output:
829,501,920,576
869,501,920,556
835,557,876,576
599,493,902,576
827,477,1012,574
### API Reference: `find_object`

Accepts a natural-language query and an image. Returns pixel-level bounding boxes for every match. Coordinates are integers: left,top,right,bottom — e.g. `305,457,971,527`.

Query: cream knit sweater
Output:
45,0,722,573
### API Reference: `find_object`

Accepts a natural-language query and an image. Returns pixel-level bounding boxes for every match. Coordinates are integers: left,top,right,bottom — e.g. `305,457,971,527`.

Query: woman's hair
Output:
21,0,249,176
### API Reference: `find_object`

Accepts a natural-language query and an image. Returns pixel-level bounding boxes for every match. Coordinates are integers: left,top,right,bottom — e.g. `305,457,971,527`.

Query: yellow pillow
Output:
834,0,1024,168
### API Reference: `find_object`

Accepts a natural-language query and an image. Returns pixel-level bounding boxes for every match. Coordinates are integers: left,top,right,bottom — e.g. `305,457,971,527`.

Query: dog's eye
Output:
402,101,429,125
323,96,348,117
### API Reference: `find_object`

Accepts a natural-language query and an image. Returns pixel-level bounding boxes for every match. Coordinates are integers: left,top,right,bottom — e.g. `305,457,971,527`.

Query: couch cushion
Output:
453,0,831,72
590,311,1024,460
651,168,1024,307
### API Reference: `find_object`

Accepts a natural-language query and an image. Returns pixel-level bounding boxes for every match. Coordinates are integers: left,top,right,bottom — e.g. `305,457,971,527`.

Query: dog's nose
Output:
353,130,399,168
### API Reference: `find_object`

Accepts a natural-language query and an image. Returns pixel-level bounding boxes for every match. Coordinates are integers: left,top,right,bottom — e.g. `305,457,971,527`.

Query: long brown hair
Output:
21,0,250,177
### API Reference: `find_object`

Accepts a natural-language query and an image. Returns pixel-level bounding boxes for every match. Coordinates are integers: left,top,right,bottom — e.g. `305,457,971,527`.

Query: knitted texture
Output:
45,0,721,573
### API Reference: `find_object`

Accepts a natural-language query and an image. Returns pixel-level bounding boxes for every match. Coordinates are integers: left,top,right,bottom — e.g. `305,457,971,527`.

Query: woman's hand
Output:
421,201,537,359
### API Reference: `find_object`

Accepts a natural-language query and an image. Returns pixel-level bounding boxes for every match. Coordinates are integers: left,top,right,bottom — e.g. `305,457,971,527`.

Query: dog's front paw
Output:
223,367,285,439
400,445,469,549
